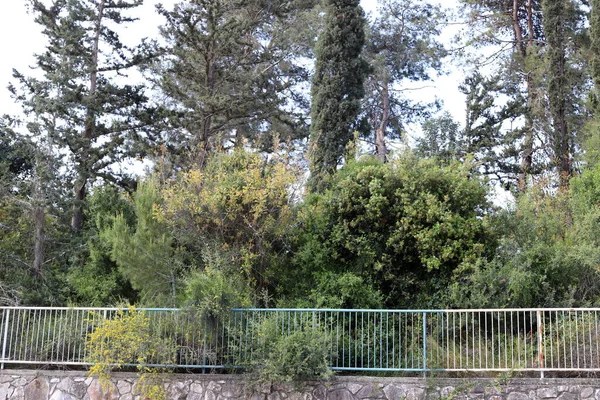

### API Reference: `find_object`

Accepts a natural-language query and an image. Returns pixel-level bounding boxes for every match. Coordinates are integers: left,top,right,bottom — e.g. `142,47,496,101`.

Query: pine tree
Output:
155,0,319,168
591,0,600,104
308,0,369,191
542,0,572,189
11,0,153,231
458,0,545,190
362,0,446,162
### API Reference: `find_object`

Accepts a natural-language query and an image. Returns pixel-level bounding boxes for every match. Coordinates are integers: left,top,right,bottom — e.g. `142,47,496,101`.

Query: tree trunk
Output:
375,77,390,162
31,181,45,279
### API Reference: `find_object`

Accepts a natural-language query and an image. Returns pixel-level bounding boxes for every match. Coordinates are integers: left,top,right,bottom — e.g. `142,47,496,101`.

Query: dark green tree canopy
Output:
308,0,369,190
289,156,493,308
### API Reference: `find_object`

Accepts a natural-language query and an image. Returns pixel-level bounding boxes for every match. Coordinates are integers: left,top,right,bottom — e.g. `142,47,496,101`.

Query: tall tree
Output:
592,0,600,99
308,0,369,191
583,0,600,167
362,0,446,161
11,0,153,231
458,0,545,189
155,0,319,168
542,0,578,189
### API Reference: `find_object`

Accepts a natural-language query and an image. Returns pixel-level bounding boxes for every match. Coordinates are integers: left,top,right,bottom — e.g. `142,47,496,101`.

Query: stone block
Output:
12,386,25,400
539,387,557,399
328,389,354,400
87,380,117,400
557,392,577,400
406,387,426,400
207,381,222,392
287,393,313,400
168,381,188,400
356,383,383,399
49,390,77,400
24,376,48,400
507,392,530,400
205,389,218,400
312,384,327,400
187,393,204,400
582,388,594,398
221,383,243,398
0,383,12,400
347,383,364,395
267,392,282,400
441,386,455,398
383,384,406,400
472,385,485,394
191,382,204,397
117,380,131,395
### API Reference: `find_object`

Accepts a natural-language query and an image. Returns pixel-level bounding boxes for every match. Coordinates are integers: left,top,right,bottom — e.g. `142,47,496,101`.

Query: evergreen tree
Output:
155,0,319,168
11,0,153,231
542,0,577,189
415,112,465,163
592,0,600,99
458,0,546,190
308,0,369,191
362,0,446,161
583,0,600,167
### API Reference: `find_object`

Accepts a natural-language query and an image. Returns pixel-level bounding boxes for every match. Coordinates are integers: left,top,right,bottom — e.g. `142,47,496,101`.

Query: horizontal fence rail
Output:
1,307,600,374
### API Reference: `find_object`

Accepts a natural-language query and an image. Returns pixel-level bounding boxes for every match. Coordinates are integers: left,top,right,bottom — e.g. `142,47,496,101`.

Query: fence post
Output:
537,310,544,378
1,309,10,370
423,312,427,378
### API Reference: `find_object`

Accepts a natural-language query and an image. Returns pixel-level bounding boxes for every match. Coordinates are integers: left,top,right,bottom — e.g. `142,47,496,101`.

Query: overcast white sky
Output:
0,0,467,141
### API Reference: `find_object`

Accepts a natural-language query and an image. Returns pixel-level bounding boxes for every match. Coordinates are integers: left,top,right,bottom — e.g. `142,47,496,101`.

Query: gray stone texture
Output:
1,371,600,400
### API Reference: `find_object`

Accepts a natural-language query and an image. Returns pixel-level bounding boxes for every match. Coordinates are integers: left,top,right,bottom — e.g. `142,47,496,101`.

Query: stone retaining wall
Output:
1,370,600,400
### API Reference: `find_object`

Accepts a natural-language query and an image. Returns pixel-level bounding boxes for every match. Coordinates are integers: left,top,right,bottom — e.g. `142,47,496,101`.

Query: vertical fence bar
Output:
422,311,427,377
537,310,544,378
1,309,9,369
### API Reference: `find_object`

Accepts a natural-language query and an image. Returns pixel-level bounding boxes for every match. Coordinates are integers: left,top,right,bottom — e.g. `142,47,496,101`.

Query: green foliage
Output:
415,112,464,163
452,171,600,308
185,267,252,319
309,0,369,190
361,0,446,155
155,0,318,163
249,317,333,383
289,271,383,309
591,0,600,102
86,306,175,399
11,0,153,230
103,180,185,306
159,150,298,302
67,186,137,306
286,155,493,308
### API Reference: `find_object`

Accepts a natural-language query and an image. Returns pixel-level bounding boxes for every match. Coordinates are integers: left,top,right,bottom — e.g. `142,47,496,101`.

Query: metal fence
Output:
1,307,600,374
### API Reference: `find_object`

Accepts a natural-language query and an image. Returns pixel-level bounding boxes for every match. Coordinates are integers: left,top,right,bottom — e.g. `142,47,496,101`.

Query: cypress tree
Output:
308,0,368,191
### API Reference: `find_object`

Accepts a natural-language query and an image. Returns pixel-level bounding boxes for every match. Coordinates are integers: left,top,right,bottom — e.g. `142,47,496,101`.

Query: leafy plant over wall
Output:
245,316,333,384
85,306,176,400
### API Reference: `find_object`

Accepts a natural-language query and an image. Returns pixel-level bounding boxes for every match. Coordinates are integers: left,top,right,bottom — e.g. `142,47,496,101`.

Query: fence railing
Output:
1,307,600,374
